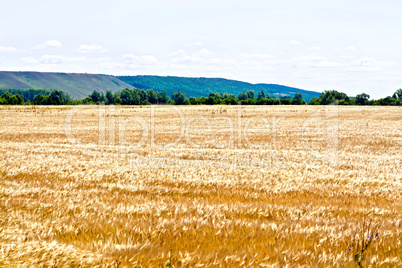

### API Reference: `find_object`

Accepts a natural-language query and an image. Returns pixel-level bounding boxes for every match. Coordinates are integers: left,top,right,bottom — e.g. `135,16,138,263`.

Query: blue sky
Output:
0,0,401,98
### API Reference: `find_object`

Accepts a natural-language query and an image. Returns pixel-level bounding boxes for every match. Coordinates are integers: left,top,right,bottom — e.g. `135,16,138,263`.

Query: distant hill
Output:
117,75,320,102
0,71,321,102
0,71,133,99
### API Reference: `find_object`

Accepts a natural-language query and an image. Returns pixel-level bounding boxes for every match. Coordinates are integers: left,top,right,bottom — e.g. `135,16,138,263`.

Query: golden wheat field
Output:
0,105,401,267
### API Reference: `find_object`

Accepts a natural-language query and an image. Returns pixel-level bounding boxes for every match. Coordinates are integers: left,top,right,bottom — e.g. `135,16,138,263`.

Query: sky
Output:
0,0,401,98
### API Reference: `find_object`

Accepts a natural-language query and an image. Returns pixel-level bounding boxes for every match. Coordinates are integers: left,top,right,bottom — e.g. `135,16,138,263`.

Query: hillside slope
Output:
0,71,321,102
117,75,320,102
0,71,133,99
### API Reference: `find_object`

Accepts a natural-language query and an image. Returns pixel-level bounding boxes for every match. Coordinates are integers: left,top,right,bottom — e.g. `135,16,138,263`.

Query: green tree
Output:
292,92,306,105
115,96,122,105
90,90,102,103
83,97,93,104
189,96,198,105
171,90,188,105
33,94,50,105
238,92,248,100
0,91,12,104
223,95,238,105
146,89,159,104
0,91,23,105
280,98,292,105
241,98,257,105
356,93,370,105
120,88,140,105
139,89,147,104
207,96,216,105
197,96,208,104
100,91,106,103
48,90,70,105
319,90,350,105
0,88,52,102
105,90,115,105
119,89,131,105
5,94,23,105
257,90,265,100
378,96,397,106
158,89,170,104
246,90,255,99
15,94,23,104
308,97,322,105
392,89,402,100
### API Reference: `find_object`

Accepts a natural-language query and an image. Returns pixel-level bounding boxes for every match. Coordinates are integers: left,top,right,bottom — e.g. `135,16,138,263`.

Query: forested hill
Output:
0,71,133,99
117,75,320,102
0,71,320,102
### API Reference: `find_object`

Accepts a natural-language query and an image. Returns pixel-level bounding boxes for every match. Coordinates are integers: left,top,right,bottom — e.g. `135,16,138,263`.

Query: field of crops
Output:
0,105,401,267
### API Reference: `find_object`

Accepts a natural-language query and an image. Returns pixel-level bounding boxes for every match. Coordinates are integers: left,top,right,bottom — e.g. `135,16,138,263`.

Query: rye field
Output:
0,105,401,267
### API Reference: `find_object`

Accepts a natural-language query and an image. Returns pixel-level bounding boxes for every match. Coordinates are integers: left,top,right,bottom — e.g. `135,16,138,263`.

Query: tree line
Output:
1,88,401,106
308,89,402,106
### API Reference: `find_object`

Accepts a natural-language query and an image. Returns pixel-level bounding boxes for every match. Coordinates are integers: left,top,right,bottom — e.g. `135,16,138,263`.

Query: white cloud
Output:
237,54,283,70
186,41,202,46
292,54,343,68
122,54,158,65
310,46,321,50
348,57,396,71
349,57,379,67
346,46,356,51
289,55,397,72
293,55,327,62
205,58,236,67
97,54,159,70
77,44,108,53
34,40,62,49
168,49,186,57
40,55,65,64
239,53,274,59
170,50,198,64
168,48,285,74
17,64,85,73
170,55,202,64
193,48,214,58
169,48,215,64
97,62,124,70
350,57,374,67
238,60,274,71
314,61,343,68
19,57,37,64
263,59,285,66
19,55,85,65
289,40,301,45
0,46,18,53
